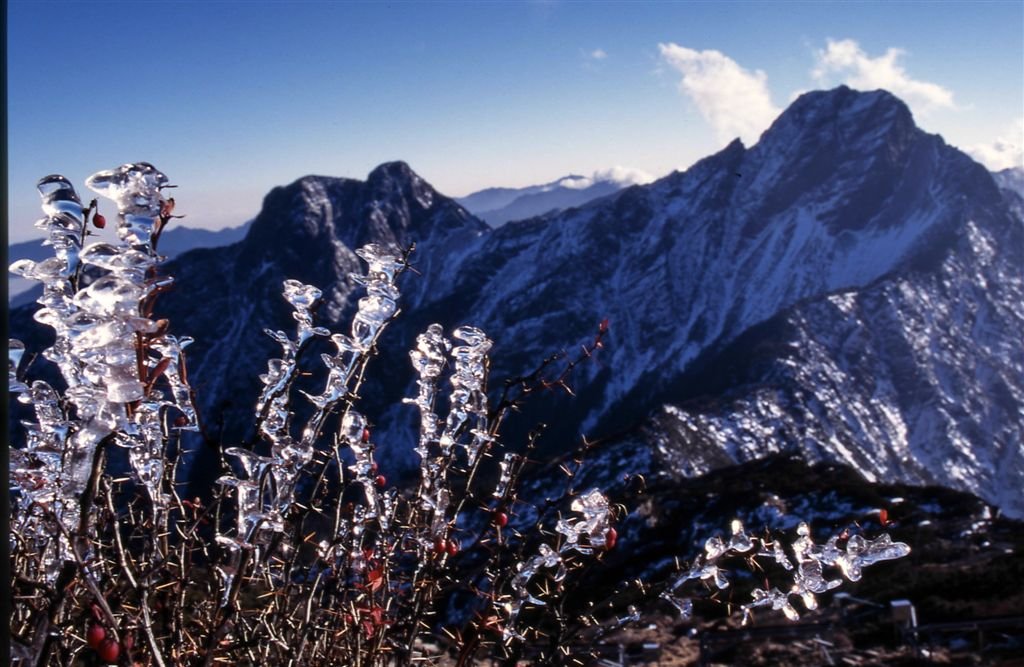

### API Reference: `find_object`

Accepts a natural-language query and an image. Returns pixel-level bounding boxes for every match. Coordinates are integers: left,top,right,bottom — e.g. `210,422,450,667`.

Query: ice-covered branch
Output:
656,519,911,625
9,164,192,580
213,244,406,599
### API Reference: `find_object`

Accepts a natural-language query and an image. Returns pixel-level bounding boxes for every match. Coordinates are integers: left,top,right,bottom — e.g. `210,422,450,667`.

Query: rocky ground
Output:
576,455,1024,666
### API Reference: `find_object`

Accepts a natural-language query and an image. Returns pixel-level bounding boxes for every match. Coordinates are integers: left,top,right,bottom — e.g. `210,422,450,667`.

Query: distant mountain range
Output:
457,169,652,226
7,220,253,305
10,87,1023,521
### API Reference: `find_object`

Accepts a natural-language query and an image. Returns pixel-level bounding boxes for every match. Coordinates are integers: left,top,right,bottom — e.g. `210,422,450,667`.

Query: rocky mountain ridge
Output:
9,86,1022,519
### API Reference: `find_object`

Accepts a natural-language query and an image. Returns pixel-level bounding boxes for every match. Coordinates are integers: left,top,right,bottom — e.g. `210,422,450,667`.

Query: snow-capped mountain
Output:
457,169,652,226
419,88,1016,442
9,87,1022,518
148,163,486,480
386,87,1022,516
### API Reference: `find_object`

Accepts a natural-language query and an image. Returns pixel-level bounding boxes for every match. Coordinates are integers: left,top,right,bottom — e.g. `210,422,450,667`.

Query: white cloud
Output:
812,38,954,115
589,48,607,61
593,165,655,185
966,118,1024,171
555,175,592,190
658,43,781,145
554,166,656,190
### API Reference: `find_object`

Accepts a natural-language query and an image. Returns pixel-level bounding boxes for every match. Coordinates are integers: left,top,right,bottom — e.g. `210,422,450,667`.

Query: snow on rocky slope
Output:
649,215,1023,516
419,87,1022,515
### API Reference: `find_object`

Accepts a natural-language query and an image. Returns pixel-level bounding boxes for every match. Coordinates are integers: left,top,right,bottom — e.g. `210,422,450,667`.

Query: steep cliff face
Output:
650,215,1023,516
994,166,1024,219
431,88,1020,516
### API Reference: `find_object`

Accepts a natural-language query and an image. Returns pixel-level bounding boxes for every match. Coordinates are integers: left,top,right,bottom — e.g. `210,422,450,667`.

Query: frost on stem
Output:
493,452,519,499
503,490,612,642
404,323,495,548
556,488,614,555
446,325,493,466
406,323,449,463
504,543,567,642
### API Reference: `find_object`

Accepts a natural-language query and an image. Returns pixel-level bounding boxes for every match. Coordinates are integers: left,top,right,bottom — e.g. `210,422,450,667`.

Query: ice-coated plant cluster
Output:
10,166,198,587
213,244,405,601
9,164,910,666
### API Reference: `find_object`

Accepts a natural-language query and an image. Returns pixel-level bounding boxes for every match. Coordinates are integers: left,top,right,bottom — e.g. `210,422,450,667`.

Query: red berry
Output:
447,540,459,556
93,213,106,229
369,462,379,474
97,637,120,663
374,474,386,488
361,428,371,443
86,623,106,649
605,527,618,550
493,511,509,528
433,537,446,555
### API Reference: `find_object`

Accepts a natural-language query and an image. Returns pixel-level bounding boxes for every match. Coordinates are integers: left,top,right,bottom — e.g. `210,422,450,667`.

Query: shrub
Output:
8,163,910,665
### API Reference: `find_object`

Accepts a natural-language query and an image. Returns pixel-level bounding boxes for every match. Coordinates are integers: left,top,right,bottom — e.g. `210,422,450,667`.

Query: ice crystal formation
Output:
10,165,199,585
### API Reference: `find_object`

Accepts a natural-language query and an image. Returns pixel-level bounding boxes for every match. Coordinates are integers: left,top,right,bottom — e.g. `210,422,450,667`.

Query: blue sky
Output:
7,0,1023,242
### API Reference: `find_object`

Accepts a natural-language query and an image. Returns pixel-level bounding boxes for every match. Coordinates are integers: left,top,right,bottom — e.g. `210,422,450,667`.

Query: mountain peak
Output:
794,85,909,116
367,160,417,184
736,86,925,228
237,162,483,280
365,161,444,212
760,86,915,151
